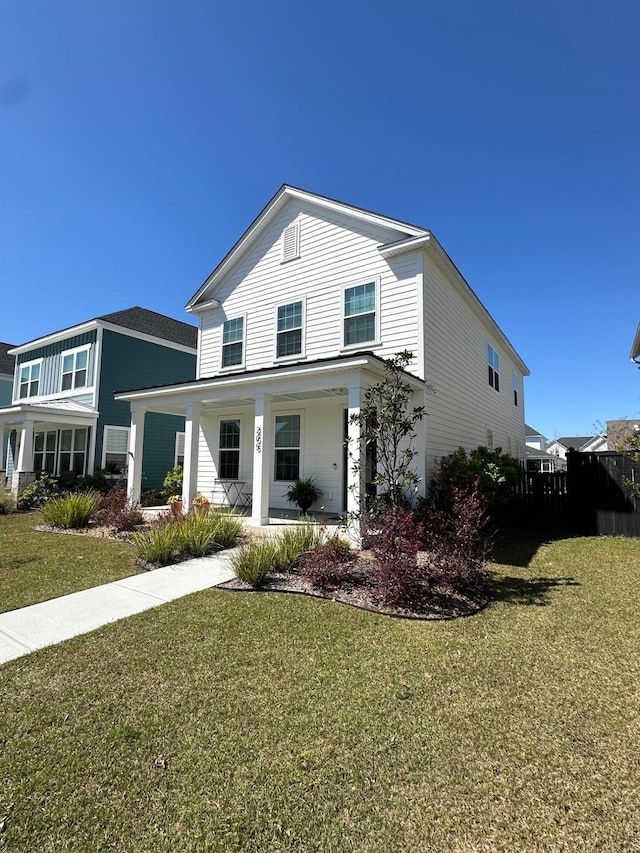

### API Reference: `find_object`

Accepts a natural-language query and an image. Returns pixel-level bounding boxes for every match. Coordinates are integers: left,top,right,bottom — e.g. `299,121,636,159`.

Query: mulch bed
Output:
220,551,489,621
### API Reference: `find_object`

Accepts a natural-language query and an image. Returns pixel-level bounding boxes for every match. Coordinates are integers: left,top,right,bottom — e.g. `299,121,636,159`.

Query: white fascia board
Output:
9,322,99,355
186,185,429,310
97,321,197,354
378,234,432,258
0,403,99,425
631,322,640,362
424,235,530,377
9,319,197,357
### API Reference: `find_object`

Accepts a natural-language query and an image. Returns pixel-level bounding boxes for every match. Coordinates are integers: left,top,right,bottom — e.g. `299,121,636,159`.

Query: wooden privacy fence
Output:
512,451,640,537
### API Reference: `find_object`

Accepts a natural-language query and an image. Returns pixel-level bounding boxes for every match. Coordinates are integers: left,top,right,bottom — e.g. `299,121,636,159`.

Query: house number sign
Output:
255,427,262,453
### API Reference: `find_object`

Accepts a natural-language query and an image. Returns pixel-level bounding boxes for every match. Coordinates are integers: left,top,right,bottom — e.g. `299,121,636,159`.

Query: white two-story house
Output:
118,186,529,524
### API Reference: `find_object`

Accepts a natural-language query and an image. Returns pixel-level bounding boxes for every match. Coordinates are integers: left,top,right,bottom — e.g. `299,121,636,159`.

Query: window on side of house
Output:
18,360,41,399
33,430,57,473
344,281,376,347
59,428,87,474
274,414,300,481
102,425,129,476
281,222,300,262
219,419,240,480
175,432,185,468
276,301,303,359
61,347,89,391
486,428,494,450
513,372,519,406
487,344,500,391
222,317,244,369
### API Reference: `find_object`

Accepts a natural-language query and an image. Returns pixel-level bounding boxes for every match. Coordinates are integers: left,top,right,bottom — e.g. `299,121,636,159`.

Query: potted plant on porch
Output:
192,494,211,516
285,477,323,514
167,494,183,517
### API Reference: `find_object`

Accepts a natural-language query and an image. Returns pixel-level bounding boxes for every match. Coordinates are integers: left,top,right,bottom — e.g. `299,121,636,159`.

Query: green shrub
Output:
205,508,245,549
428,446,521,513
0,491,15,514
132,509,243,567
42,491,99,529
162,466,183,502
231,538,280,588
17,474,59,511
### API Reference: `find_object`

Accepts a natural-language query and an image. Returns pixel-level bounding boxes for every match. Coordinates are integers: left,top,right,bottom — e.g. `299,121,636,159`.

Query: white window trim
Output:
216,415,243,481
102,425,130,473
341,277,381,351
15,357,43,402
273,298,306,363
513,372,519,406
220,314,246,372
273,410,304,483
280,221,300,263
487,343,500,393
60,344,92,393
175,431,185,468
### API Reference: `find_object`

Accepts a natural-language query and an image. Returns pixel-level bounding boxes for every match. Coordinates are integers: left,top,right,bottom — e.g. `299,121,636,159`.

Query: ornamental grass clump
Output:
132,508,243,567
231,538,280,588
277,521,324,570
42,491,99,530
132,522,181,566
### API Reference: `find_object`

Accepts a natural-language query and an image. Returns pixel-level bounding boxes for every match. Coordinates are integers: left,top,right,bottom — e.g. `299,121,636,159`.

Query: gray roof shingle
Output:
98,307,197,349
0,342,16,375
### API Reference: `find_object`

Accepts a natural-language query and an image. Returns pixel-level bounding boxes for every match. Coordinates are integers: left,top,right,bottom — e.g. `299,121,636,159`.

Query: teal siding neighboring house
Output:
0,343,15,474
0,308,197,496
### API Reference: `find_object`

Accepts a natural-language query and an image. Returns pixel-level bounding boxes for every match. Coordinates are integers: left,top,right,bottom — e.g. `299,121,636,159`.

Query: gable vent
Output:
281,222,300,262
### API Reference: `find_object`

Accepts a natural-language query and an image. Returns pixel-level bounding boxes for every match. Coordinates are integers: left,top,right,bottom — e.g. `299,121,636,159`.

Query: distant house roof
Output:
525,446,558,460
0,342,16,376
525,424,544,436
552,436,596,451
9,307,197,355
98,307,197,349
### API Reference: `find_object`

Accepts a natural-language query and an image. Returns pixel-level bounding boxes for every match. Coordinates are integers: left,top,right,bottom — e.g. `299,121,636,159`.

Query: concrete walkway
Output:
0,550,237,665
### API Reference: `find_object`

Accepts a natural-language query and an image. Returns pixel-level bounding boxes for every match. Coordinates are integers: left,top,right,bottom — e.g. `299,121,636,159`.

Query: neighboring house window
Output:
59,428,87,474
513,373,519,406
486,428,494,450
487,344,500,391
33,430,57,473
219,419,241,479
274,414,300,481
344,281,376,346
61,347,89,391
18,360,41,399
175,432,185,468
281,222,300,262
276,301,303,358
102,425,129,475
222,317,244,368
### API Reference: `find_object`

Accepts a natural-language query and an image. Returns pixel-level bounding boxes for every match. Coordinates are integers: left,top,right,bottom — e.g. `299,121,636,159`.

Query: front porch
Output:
116,353,426,528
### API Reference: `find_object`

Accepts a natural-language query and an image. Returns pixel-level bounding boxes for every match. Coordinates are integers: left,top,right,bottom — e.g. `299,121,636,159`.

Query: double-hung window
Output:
487,344,500,391
102,425,129,475
33,430,57,473
513,373,519,406
18,360,41,399
344,281,376,346
219,419,241,480
61,347,89,391
222,317,244,368
274,414,300,481
59,428,87,474
276,301,303,358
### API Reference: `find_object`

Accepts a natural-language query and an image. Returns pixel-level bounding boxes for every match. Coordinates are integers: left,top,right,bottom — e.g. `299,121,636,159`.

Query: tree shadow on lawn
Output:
487,572,580,607
492,509,575,569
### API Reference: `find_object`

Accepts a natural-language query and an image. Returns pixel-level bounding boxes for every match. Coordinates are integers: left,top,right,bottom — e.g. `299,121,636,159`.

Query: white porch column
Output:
252,393,272,526
16,417,34,472
346,384,366,519
182,402,201,511
126,405,146,504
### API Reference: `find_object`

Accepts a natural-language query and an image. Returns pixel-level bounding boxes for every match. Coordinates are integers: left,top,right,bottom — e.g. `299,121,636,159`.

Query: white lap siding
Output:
198,201,419,379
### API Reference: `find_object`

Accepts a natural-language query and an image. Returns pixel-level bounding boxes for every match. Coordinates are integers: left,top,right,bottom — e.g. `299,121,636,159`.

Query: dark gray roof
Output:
0,342,16,375
525,446,558,460
552,436,595,450
525,424,543,436
98,307,197,349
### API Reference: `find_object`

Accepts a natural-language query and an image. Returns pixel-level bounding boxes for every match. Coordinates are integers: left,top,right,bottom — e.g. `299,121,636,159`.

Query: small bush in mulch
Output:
297,536,355,591
94,487,145,532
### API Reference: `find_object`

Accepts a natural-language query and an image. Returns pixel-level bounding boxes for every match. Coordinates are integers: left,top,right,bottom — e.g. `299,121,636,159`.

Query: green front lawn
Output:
0,512,140,613
1,534,639,851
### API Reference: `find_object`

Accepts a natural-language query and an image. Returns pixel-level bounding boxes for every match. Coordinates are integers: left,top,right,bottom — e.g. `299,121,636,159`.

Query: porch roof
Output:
114,352,426,416
0,399,99,428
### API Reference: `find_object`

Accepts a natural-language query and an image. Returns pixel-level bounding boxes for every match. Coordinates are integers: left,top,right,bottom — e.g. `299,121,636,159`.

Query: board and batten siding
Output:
198,200,420,378
13,331,98,403
421,252,526,475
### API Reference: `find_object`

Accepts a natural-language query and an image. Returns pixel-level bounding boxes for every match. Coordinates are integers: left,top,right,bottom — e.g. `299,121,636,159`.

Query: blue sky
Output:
2,0,639,439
